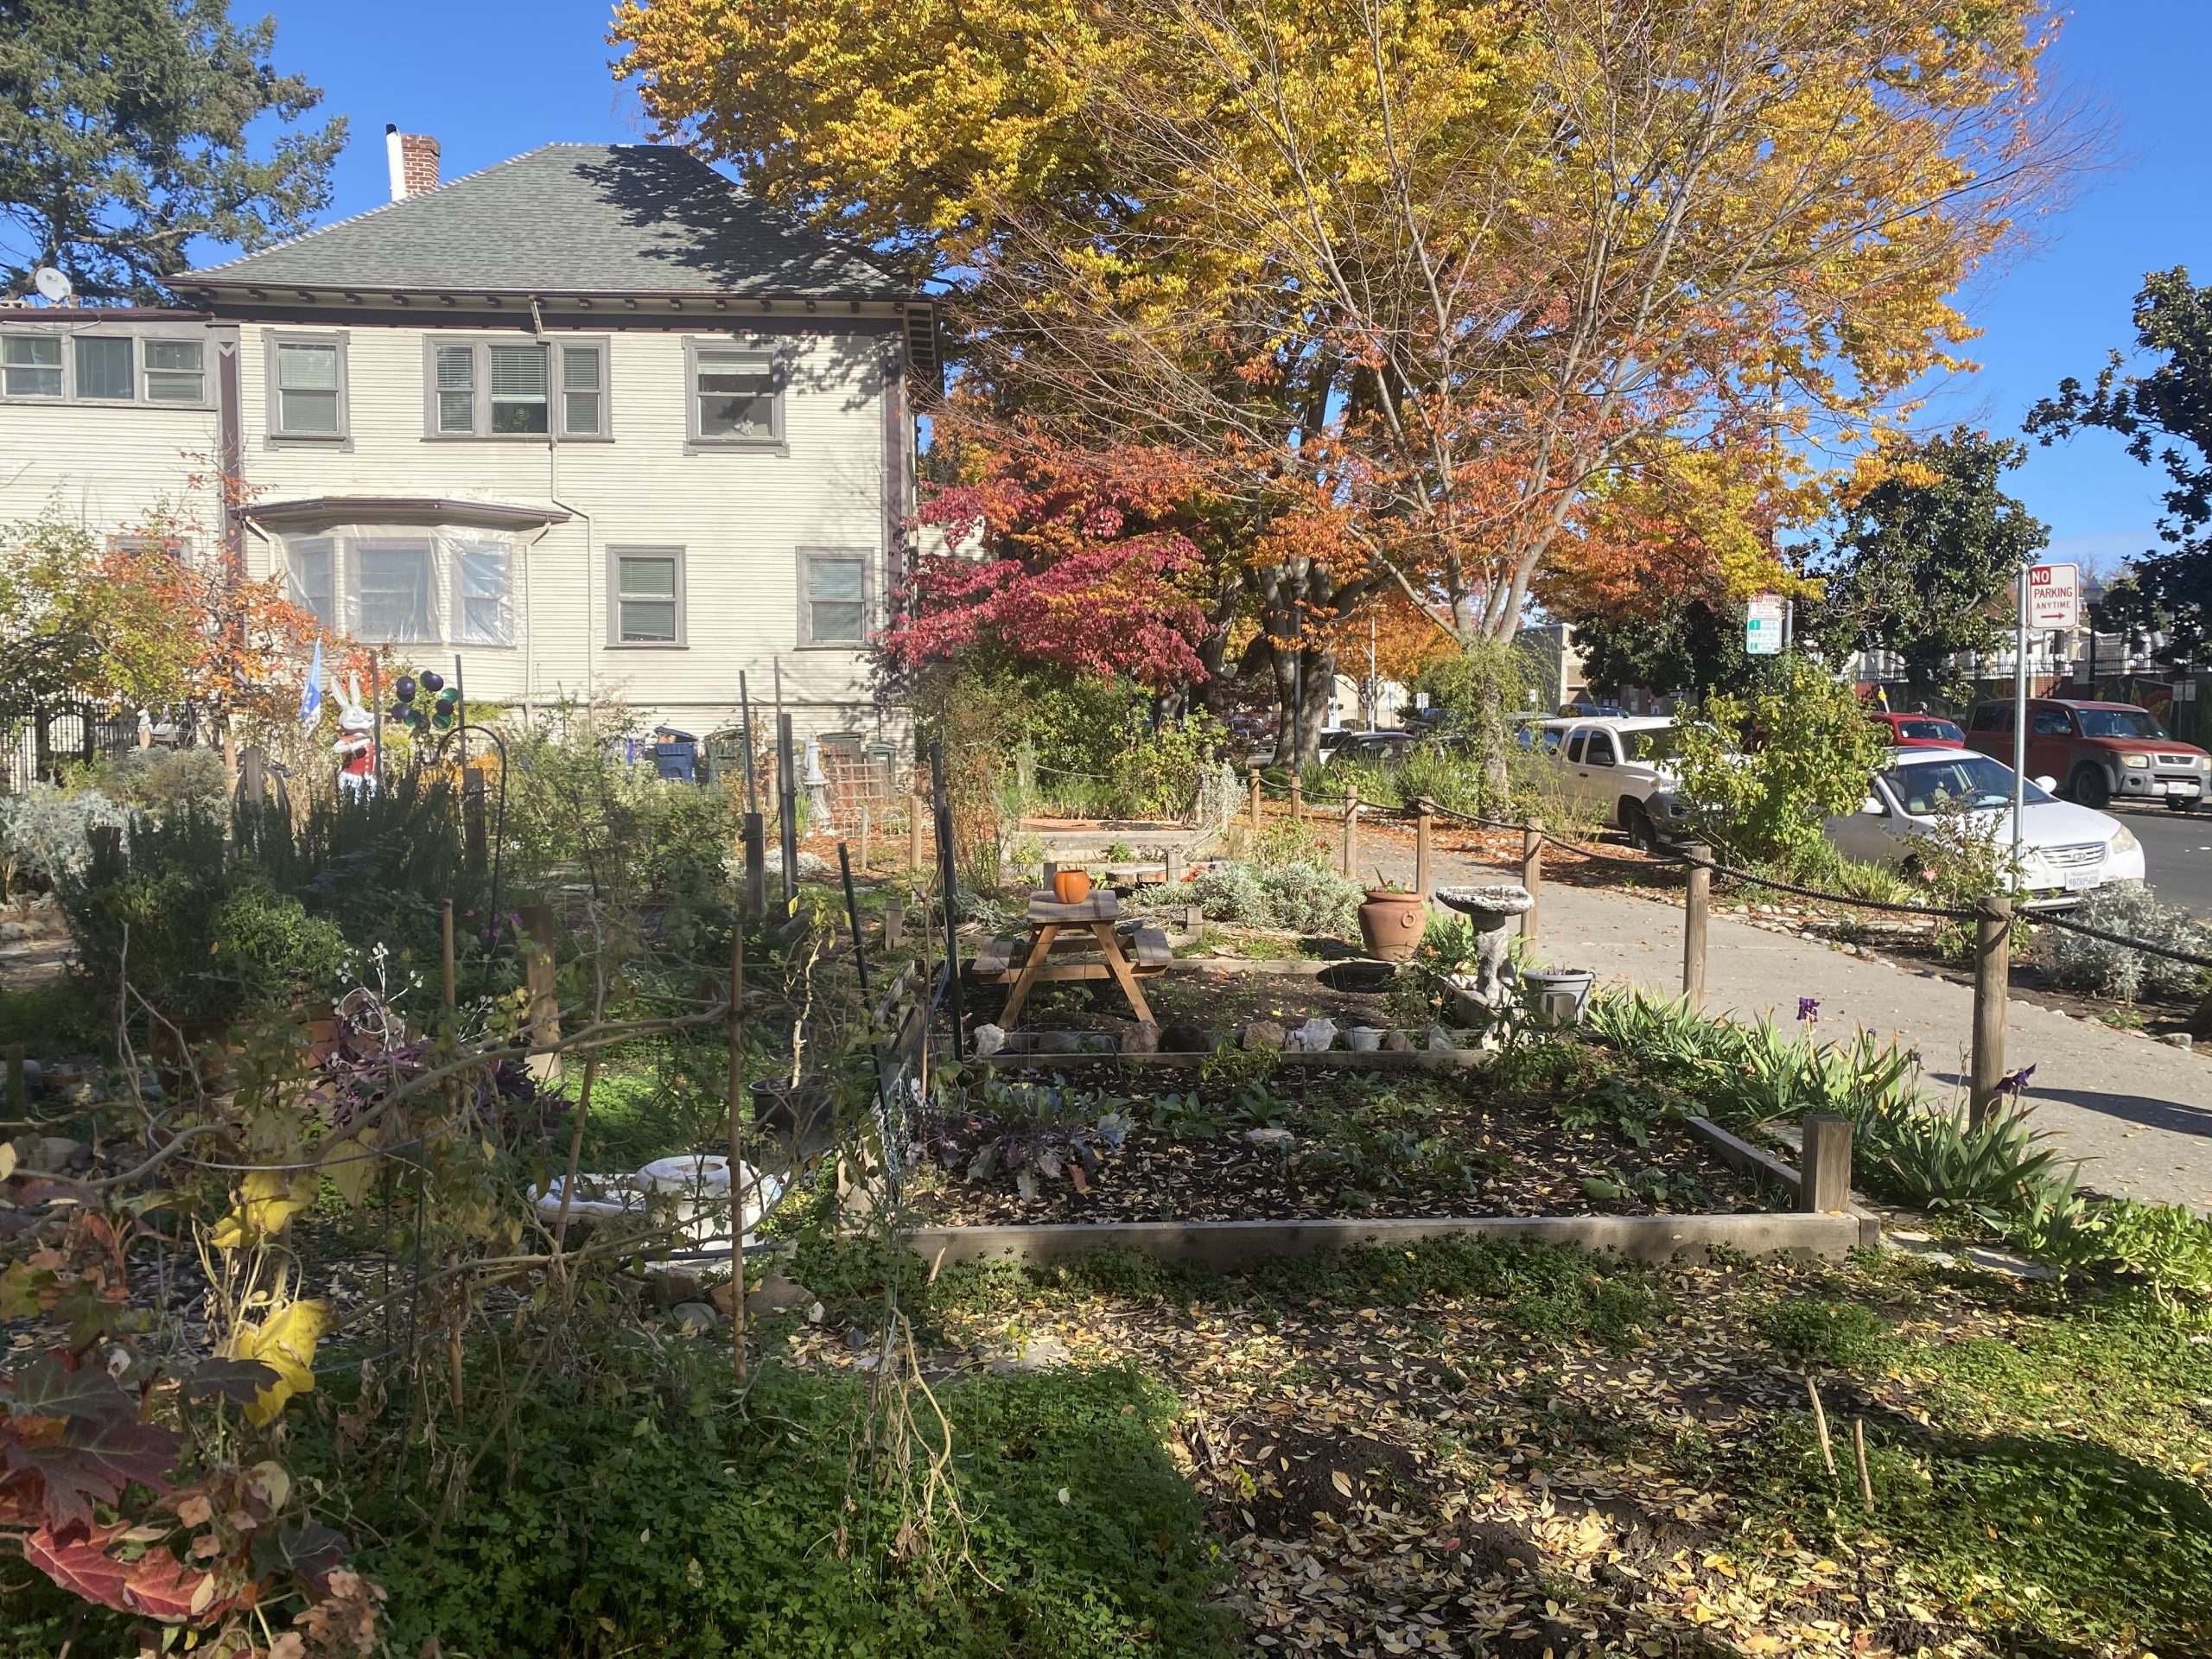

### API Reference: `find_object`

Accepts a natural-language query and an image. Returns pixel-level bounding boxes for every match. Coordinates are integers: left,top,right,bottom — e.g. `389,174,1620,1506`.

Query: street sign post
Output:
1745,594,1784,657
2010,562,2080,870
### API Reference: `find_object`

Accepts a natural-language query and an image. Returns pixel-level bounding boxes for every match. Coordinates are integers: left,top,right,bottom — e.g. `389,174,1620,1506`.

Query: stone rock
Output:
1244,1127,1295,1152
1242,1020,1287,1052
670,1301,722,1333
1287,1017,1338,1053
1160,1020,1211,1054
971,1023,1007,1057
645,1262,711,1306
14,1136,86,1173
1424,1023,1456,1052
845,1326,876,1351
761,848,832,879
1381,1028,1414,1053
0,922,29,943
1037,1030,1084,1054
718,1273,814,1319
1122,1021,1160,1055
2162,1032,2195,1050
984,1331,1071,1372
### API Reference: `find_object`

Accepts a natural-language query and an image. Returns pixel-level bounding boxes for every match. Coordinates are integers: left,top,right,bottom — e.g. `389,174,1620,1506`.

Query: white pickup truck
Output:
1536,715,1694,849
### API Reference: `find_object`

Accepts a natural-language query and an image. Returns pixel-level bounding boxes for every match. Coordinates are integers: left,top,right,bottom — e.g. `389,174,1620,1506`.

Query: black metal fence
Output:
0,702,142,793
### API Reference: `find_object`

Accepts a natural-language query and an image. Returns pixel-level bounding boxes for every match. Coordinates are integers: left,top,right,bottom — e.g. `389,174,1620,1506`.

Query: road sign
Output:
2025,563,2080,631
1745,593,1784,656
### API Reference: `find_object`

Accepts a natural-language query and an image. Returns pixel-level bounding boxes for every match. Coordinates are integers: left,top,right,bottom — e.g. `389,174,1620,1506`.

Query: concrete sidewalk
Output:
1369,829,2212,1213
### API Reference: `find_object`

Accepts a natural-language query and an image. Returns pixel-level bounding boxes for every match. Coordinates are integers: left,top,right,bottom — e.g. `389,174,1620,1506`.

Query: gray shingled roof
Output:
187,144,908,298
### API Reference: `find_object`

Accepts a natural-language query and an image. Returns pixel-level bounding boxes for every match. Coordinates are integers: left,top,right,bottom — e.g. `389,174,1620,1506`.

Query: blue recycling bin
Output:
652,727,698,783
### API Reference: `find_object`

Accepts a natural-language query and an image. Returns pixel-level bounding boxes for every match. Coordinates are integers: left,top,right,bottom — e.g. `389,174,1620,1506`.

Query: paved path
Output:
1364,827,2212,1213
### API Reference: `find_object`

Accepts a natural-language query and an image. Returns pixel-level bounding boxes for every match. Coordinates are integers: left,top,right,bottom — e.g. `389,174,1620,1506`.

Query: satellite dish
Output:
33,267,72,304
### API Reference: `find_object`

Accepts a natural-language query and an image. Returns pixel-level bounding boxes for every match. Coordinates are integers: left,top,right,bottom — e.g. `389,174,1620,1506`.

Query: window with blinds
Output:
272,336,345,436
686,339,781,443
799,550,868,645
610,547,684,645
423,338,607,437
350,537,437,643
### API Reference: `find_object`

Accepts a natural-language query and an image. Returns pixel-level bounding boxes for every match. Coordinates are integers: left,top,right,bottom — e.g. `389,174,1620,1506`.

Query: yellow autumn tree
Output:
616,0,2077,748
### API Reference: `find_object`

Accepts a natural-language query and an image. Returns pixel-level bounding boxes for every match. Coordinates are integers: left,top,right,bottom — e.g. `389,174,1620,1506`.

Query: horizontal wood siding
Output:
0,400,222,550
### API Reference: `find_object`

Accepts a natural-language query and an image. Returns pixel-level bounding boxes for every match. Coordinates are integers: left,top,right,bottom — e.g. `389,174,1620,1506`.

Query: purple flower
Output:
1796,997,1820,1023
1997,1064,2037,1098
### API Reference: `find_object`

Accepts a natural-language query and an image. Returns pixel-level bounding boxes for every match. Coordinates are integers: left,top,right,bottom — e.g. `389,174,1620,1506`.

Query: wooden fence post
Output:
1681,843,1711,1008
238,746,264,808
1249,766,1262,837
1970,894,2013,1127
1522,821,1544,944
520,905,561,1081
883,898,906,950
1341,785,1359,879
1413,798,1434,899
1288,769,1302,834
1165,847,1181,888
1801,1115,1853,1214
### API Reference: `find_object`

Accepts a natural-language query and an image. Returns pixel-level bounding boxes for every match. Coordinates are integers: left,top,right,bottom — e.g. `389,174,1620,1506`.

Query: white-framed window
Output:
268,332,347,439
423,338,607,438
798,549,869,646
561,343,606,436
450,534,516,645
684,339,782,445
608,546,684,646
1,328,213,404
284,536,338,629
349,536,437,643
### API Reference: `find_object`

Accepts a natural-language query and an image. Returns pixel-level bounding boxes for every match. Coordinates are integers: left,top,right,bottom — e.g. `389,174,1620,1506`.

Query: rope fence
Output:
1238,765,2212,1119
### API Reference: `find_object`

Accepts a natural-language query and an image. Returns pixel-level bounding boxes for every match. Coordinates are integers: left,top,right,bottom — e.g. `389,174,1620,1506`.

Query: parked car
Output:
1535,715,1694,848
1823,747,2144,908
1869,710,1966,749
1327,730,1419,769
1962,698,2212,810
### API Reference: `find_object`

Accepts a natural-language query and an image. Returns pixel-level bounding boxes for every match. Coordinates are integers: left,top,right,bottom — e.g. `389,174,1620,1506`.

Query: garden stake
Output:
840,842,897,1153
931,739,967,1059
1522,822,1543,943
1853,1418,1874,1508
1342,785,1359,878
447,1249,465,1427
728,925,747,1385
1249,766,1262,836
1807,1376,1838,1482
859,803,870,872
441,899,456,1014
777,711,800,916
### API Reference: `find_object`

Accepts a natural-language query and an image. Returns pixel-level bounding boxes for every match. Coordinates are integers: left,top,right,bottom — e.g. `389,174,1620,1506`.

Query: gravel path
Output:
1359,823,2212,1214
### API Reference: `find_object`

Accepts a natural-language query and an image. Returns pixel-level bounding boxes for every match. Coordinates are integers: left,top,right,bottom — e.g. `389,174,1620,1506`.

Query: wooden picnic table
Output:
971,890,1170,1027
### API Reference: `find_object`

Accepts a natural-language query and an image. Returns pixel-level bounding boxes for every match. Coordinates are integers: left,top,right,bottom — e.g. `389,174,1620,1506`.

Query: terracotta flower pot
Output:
1357,888,1427,961
1052,868,1093,905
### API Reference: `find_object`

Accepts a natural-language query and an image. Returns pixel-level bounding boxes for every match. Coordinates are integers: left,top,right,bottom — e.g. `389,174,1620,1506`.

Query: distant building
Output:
0,132,941,741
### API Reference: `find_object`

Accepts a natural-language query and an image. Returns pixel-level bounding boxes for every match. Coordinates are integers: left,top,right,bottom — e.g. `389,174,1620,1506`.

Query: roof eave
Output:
178,281,920,308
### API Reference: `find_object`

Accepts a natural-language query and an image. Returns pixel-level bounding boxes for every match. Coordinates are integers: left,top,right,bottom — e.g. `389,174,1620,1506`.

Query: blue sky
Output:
244,2,2206,566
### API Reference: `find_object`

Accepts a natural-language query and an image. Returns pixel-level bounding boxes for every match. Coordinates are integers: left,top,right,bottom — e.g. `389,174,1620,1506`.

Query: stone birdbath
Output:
1432,884,1535,1019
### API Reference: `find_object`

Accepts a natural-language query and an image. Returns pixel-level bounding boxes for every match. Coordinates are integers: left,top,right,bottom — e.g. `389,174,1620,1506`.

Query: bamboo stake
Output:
728,926,748,1385
1853,1418,1874,1508
1807,1377,1838,1481
441,899,456,1013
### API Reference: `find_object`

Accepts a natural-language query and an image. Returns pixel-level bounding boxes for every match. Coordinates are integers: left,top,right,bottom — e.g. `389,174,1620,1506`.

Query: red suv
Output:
1964,698,2212,810
1870,711,1967,749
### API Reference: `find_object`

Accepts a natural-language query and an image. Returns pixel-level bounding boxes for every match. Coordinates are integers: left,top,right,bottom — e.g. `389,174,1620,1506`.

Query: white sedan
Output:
1824,747,2145,908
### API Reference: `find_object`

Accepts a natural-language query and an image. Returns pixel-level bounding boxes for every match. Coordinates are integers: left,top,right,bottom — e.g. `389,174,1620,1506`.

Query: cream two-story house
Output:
0,136,938,741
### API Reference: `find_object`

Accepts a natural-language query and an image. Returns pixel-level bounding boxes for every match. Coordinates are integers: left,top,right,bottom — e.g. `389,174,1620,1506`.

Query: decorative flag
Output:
299,638,324,729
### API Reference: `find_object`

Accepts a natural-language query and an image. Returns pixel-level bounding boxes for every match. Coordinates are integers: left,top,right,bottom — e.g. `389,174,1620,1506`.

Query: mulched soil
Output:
903,1070,1762,1224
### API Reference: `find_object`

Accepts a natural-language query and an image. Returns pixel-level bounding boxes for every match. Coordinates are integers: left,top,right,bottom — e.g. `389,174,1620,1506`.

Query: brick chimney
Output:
384,124,441,201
